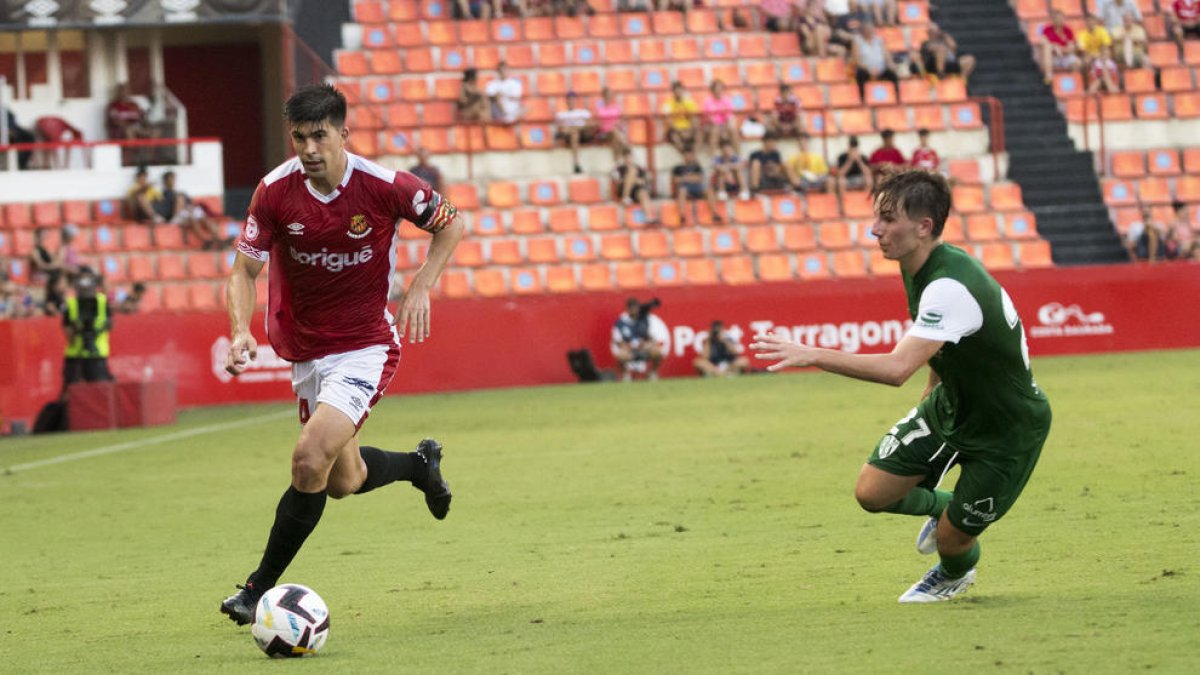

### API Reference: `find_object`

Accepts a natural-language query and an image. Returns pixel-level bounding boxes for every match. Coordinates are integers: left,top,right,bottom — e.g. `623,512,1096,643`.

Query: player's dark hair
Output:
284,84,347,127
872,169,952,238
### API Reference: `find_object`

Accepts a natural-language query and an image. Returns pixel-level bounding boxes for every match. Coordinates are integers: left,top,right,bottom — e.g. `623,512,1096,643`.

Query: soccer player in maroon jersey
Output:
219,84,465,625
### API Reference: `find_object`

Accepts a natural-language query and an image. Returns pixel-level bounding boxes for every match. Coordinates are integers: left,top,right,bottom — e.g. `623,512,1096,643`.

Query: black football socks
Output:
246,486,327,590
354,445,424,494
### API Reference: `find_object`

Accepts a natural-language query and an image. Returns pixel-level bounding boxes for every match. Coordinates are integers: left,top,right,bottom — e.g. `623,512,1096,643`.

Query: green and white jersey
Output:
903,243,1051,455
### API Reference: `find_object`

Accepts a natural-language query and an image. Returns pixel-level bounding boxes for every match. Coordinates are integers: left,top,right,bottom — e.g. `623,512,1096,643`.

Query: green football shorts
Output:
867,397,1047,537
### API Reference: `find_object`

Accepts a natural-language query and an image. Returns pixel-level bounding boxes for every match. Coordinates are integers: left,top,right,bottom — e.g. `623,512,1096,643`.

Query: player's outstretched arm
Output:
225,252,265,376
400,212,465,343
750,333,943,387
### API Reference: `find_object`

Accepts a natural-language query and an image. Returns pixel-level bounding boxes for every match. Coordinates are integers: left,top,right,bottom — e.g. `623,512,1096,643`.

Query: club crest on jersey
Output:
347,214,372,239
245,215,260,241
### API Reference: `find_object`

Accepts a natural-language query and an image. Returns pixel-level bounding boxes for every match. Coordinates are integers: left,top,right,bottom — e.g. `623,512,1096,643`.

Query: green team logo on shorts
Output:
878,435,901,459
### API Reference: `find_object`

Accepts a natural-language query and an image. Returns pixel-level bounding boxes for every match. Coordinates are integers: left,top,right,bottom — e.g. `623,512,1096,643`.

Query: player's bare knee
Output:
854,485,889,513
290,448,331,488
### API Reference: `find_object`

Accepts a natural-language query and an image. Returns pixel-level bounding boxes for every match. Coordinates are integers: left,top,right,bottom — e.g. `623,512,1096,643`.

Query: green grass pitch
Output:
2,350,1198,673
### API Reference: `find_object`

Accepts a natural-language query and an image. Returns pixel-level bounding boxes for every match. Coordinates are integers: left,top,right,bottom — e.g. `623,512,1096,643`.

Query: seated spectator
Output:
693,320,750,377
749,135,791,193
1164,201,1199,260
485,61,523,124
554,91,595,174
1124,205,1163,261
711,140,750,201
1100,0,1142,32
796,1,833,57
107,82,152,164
1169,0,1200,58
3,106,35,170
127,167,164,223
910,23,977,84
1039,10,1081,83
611,297,668,382
657,0,695,22
701,79,738,154
786,133,830,193
490,0,528,18
29,228,65,289
868,129,906,177
828,2,870,57
611,149,660,223
34,116,85,169
0,277,34,319
851,22,900,99
156,171,228,249
593,87,630,159
115,282,147,314
762,0,797,32
858,0,897,27
553,0,595,16
1076,14,1113,68
673,147,723,225
1088,46,1121,93
833,135,874,196
1110,13,1149,68
454,0,492,19
409,147,444,193
618,0,652,10
456,68,488,122
910,128,941,172
662,81,700,154
768,82,803,138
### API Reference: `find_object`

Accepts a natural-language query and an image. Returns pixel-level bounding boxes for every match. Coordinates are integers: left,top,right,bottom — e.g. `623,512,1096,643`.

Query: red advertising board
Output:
3,263,1198,429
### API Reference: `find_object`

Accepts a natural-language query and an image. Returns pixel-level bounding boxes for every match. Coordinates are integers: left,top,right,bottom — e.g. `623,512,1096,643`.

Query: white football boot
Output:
916,517,939,555
898,565,976,603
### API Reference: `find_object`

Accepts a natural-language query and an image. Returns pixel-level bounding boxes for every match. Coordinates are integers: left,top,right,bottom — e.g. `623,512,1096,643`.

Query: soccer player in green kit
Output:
751,170,1051,602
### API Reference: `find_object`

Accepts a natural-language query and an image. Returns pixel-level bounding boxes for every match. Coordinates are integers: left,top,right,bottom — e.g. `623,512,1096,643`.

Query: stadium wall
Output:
3,263,1198,431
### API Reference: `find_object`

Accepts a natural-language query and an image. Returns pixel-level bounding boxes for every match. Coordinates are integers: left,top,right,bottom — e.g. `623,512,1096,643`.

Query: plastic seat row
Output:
1109,147,1200,178
1060,92,1195,122
1103,175,1200,206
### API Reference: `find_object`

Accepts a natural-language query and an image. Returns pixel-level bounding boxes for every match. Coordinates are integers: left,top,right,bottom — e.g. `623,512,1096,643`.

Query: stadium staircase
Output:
931,0,1125,265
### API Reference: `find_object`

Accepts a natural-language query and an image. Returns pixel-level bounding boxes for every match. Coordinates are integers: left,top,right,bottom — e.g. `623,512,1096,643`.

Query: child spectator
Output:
662,81,700,154
768,82,803,138
672,146,723,225
786,133,830,193
554,91,595,174
910,128,940,172
749,135,791,193
1087,46,1121,93
611,149,660,223
1076,14,1113,68
127,166,164,223
711,140,750,201
701,79,738,154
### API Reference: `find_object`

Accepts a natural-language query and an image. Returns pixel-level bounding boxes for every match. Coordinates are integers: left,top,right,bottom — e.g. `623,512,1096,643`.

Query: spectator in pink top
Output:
1039,9,1081,83
701,79,738,155
593,87,629,159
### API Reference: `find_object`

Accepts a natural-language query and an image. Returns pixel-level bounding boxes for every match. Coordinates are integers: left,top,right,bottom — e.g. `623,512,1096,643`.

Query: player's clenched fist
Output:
226,332,258,376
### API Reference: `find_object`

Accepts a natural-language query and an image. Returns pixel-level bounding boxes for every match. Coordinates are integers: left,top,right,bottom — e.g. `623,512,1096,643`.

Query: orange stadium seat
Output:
91,225,118,252
710,228,742,255
122,225,152,252
489,239,522,265
572,41,601,66
1176,176,1200,202
797,252,830,279
653,10,685,36
485,125,519,151
452,240,486,267
978,242,1016,270
732,199,767,225
587,205,621,231
935,79,967,102
1138,177,1171,204
445,183,480,210
828,84,861,108
594,13,625,38
1135,94,1168,120
1148,42,1179,69
581,263,614,291
1098,94,1133,120
720,255,756,285
128,256,155,282
966,214,1002,242
684,257,718,285
1016,240,1054,268
745,226,780,253
520,124,554,150
3,203,31,228
869,249,900,276
1014,0,1048,20
705,37,735,60
839,108,873,134
529,180,562,207
650,260,683,286
865,82,897,106
806,193,841,221
1147,149,1181,177
1102,178,1137,206
604,39,635,64
842,192,875,219
474,269,507,297
545,266,578,293
639,38,667,63
1175,92,1200,118
711,63,739,85
524,17,555,41
510,208,545,234
942,215,966,243
537,43,566,68
687,9,720,34
899,78,932,104
1160,66,1194,92
770,195,804,222
354,0,385,22
387,1,417,21
672,229,705,256
831,249,868,278
874,106,912,132
504,44,535,68
606,68,637,91
989,183,1024,211
913,105,947,131
511,269,542,295
153,224,184,250
32,202,59,227
189,282,219,310
549,207,582,233
818,221,854,249
636,231,670,258
600,233,634,260
1053,72,1083,98
948,159,982,185
737,34,768,59
676,66,705,89
952,186,986,213
486,181,520,209
769,33,801,57
758,253,793,281
337,50,368,76
669,38,699,61
899,0,928,23
1186,41,1200,66
162,284,190,311
615,261,648,289
527,237,560,264
1123,69,1156,94
620,13,648,37
492,19,521,42
1004,212,1039,240
536,71,567,97
950,103,982,129
571,70,602,95
783,224,817,251
438,271,470,298
61,200,90,225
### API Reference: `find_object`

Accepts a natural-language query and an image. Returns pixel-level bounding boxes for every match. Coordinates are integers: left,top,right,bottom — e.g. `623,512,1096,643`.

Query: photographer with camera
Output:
62,268,115,387
693,320,750,377
611,297,668,382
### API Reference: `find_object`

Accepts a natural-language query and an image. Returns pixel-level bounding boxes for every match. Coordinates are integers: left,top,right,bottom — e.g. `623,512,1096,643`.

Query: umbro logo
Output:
287,222,306,236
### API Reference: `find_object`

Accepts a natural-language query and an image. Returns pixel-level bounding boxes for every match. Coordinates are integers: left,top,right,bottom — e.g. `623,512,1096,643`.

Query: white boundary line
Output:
3,410,295,475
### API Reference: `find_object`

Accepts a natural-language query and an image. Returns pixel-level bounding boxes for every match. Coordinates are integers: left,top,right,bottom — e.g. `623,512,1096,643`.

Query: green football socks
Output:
884,488,953,519
939,541,981,579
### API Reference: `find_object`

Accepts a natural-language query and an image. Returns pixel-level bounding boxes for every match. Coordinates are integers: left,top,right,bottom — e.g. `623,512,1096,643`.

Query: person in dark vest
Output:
62,267,114,387
693,320,750,377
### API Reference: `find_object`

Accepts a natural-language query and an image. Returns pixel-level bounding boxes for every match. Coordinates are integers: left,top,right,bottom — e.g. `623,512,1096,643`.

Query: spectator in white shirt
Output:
554,91,595,174
485,61,523,124
1098,0,1142,32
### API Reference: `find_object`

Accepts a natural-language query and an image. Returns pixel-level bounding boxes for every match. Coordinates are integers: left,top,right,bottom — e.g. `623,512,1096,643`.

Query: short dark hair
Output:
871,169,952,238
881,129,895,140
917,128,930,136
284,84,347,127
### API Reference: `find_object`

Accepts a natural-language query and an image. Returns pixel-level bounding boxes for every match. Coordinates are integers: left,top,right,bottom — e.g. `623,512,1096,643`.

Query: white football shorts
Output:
291,343,400,429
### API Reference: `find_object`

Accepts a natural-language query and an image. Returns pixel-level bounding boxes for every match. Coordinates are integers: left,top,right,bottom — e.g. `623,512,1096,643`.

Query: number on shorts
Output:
889,407,931,446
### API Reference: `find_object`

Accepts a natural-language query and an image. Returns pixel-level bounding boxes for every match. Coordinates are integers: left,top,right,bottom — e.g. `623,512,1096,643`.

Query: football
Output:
250,584,330,658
